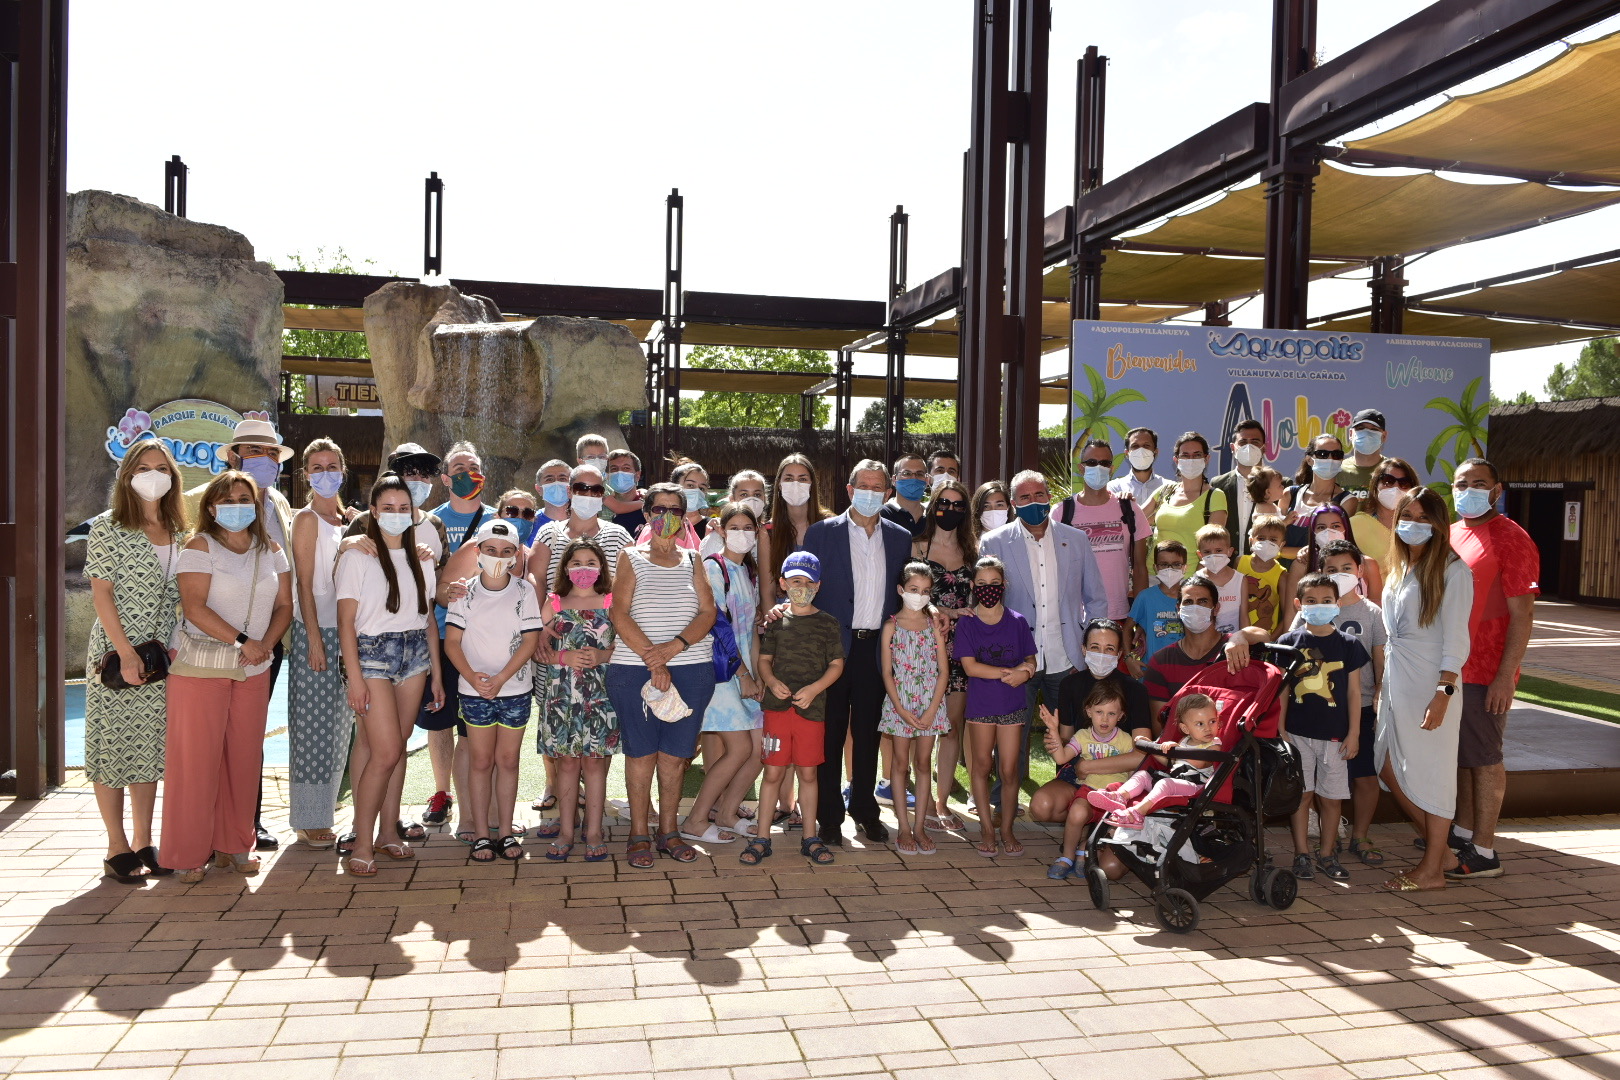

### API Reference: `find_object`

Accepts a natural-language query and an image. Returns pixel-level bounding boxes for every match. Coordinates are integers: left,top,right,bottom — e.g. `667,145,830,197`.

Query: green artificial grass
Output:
1514,674,1620,726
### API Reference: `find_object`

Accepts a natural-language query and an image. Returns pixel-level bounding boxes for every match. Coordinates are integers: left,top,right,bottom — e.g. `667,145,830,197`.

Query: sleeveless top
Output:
300,511,346,629
609,547,714,666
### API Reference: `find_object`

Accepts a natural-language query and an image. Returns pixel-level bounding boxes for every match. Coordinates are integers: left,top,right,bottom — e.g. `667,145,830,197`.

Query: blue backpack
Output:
705,553,745,684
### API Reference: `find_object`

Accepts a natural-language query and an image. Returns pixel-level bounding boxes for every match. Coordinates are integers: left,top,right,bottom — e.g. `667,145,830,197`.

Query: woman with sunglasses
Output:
1282,433,1361,559
494,489,541,547
912,479,977,831
1352,456,1418,580
531,462,634,619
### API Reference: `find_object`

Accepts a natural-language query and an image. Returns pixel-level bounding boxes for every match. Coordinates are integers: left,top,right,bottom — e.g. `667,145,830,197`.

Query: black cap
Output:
388,442,441,475
1351,409,1386,430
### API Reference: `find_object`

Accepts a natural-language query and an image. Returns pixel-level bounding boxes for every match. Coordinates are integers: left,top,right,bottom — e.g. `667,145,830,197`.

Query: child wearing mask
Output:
1238,514,1288,632
1194,524,1257,635
1128,540,1189,664
879,562,951,855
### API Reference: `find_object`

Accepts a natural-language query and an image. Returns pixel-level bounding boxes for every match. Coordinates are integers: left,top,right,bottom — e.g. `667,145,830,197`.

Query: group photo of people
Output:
83,409,1538,894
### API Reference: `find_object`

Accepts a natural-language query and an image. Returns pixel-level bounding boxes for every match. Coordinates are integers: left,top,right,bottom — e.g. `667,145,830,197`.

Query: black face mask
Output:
933,506,966,533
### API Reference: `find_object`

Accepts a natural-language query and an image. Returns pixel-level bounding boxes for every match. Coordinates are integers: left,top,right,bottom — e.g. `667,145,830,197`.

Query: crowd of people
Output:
83,409,1539,893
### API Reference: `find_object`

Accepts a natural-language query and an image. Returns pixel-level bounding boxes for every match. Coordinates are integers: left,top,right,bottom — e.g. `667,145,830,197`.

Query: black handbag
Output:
97,639,170,690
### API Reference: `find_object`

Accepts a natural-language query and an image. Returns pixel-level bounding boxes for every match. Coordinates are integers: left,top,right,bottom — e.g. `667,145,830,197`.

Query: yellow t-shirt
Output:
1237,553,1286,633
1066,725,1136,790
1153,485,1228,572
1351,513,1392,577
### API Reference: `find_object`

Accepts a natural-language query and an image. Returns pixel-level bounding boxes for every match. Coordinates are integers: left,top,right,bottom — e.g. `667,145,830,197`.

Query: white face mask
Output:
1083,651,1119,678
1178,603,1213,633
1156,566,1185,590
739,496,766,518
1377,485,1404,510
584,456,609,476
130,470,172,502
900,592,930,611
1127,447,1155,471
572,494,603,519
1330,571,1360,598
1200,553,1230,574
779,480,811,507
477,553,515,578
1316,527,1346,546
1251,539,1280,562
1233,444,1262,468
980,508,1009,531
723,529,756,555
1176,457,1206,479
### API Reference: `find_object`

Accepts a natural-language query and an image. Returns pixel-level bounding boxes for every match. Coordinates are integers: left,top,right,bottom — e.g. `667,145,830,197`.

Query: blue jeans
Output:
989,666,1070,806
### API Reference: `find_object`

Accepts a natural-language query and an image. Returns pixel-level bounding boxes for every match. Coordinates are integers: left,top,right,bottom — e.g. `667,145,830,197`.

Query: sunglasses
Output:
933,498,967,510
571,483,605,496
647,505,682,518
1310,449,1346,460
1377,475,1416,488
1079,458,1112,467
501,507,536,520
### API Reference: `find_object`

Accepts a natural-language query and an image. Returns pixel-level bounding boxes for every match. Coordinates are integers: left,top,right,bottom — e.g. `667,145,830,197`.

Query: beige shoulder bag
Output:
171,546,262,682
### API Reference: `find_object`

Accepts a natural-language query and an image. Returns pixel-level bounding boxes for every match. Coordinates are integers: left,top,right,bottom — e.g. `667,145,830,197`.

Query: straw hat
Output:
227,418,294,462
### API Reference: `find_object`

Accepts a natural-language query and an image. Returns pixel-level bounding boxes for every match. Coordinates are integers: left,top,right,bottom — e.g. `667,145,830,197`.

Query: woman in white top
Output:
336,474,444,877
288,438,358,848
161,471,293,882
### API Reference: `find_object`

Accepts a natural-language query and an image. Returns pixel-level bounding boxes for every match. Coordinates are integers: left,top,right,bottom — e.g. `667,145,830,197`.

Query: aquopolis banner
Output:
1069,321,1491,488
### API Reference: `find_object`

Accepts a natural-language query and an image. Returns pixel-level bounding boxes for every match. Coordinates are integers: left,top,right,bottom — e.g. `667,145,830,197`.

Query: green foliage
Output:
1423,375,1490,476
856,397,929,434
273,247,384,415
908,399,958,435
680,346,833,429
1545,337,1620,400
1488,390,1536,407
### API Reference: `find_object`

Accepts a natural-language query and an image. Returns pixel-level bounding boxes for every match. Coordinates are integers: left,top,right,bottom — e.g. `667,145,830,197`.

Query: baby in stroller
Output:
1088,694,1222,829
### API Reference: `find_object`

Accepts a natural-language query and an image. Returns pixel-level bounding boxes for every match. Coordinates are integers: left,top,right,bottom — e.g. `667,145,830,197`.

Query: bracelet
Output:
674,634,690,650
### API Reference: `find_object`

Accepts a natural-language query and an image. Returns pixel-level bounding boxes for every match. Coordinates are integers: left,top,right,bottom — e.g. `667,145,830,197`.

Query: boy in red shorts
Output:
742,551,845,866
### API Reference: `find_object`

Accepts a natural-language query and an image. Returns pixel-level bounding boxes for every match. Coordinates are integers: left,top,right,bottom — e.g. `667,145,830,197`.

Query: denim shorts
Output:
461,692,532,730
606,662,716,759
356,629,431,685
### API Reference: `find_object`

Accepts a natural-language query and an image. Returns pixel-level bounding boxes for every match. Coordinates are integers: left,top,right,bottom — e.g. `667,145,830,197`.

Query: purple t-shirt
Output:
953,608,1037,719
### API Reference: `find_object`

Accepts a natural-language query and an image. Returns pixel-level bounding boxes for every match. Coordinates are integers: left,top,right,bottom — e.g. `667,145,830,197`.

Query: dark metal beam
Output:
423,171,443,277
662,188,684,462
885,205,910,467
1069,45,1108,326
1262,0,1318,330
163,154,187,218
890,266,961,327
1002,0,1051,474
1369,255,1407,333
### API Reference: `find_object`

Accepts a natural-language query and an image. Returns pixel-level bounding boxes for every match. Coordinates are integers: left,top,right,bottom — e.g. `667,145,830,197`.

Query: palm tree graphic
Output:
1423,374,1490,499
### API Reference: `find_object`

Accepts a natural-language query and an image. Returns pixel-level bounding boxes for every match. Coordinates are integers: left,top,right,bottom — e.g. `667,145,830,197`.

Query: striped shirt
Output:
533,520,632,586
609,547,714,667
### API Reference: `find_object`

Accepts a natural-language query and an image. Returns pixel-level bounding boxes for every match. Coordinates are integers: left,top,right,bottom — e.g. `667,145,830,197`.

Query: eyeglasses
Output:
1378,475,1416,489
1079,458,1112,468
933,498,966,510
501,507,536,520
1310,449,1346,460
571,483,605,496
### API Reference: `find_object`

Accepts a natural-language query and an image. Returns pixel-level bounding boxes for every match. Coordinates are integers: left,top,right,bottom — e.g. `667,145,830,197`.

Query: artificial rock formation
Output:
363,281,646,494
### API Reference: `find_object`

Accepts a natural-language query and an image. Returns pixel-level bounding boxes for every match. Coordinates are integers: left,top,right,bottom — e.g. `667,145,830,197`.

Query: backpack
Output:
704,553,746,684
1058,493,1138,548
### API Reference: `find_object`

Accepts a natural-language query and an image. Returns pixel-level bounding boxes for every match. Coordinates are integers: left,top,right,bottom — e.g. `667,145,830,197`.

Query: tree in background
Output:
1489,390,1536,407
680,346,833,428
1545,337,1620,400
856,397,928,433
275,247,383,415
908,399,957,435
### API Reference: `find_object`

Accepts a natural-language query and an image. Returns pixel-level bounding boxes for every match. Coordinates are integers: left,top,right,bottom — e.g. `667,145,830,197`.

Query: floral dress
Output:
534,598,620,757
880,620,948,737
926,558,972,693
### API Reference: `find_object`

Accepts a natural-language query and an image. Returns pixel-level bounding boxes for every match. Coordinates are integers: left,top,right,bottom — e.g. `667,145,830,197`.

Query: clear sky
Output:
67,1,1618,417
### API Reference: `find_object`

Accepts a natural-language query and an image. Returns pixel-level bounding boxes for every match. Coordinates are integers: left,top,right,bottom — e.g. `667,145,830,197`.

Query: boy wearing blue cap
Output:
742,551,845,866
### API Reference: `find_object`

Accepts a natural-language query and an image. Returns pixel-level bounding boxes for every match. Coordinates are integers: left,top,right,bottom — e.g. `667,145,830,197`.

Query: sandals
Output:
718,819,756,839
489,824,527,838
626,834,656,870
335,832,357,856
395,819,427,842
739,838,773,865
103,851,147,884
533,793,558,812
894,834,918,856
295,829,336,849
377,841,414,861
135,846,172,876
533,820,562,839
656,832,699,863
454,830,478,846
975,837,998,858
345,856,378,877
178,865,208,884
1316,852,1351,882
583,843,609,863
1351,837,1386,867
212,851,261,875
468,837,497,863
545,840,573,862
925,813,963,832
1001,838,1026,858
801,837,835,865
498,835,523,861
914,832,937,855
678,824,735,845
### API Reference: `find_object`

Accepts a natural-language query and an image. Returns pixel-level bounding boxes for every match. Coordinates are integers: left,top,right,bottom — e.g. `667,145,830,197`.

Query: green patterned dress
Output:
533,599,620,758
83,515,182,788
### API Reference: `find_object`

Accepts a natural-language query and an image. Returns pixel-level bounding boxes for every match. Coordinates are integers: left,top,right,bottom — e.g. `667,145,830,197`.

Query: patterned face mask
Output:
650,510,684,540
972,582,1004,608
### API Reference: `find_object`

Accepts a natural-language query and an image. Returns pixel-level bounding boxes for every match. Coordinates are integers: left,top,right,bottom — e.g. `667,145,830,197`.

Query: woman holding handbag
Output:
85,438,188,883
161,471,293,883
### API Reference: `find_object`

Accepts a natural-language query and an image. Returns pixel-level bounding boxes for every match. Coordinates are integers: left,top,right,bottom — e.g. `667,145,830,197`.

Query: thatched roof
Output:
1490,397,1620,467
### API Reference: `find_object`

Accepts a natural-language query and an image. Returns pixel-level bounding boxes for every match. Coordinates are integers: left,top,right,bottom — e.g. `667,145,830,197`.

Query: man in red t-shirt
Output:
1446,458,1539,880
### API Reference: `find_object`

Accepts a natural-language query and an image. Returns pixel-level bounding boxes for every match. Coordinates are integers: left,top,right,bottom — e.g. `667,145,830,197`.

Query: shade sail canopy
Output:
1125,164,1620,260
876,299,1195,358
1311,309,1604,353
1349,31,1620,182
1040,248,1355,307
1414,256,1620,328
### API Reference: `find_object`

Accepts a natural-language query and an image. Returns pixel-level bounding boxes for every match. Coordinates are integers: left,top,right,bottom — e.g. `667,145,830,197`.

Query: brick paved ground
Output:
1523,602,1620,695
3,778,1618,1080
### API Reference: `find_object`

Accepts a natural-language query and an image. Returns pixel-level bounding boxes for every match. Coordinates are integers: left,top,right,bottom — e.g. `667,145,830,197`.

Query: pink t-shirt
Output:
1064,495,1150,619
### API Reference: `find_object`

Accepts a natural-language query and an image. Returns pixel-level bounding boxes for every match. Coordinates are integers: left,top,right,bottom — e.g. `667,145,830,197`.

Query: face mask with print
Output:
215,503,257,533
1395,519,1433,546
786,582,818,606
901,591,930,611
1200,553,1230,574
1300,603,1339,627
1156,566,1185,590
1351,428,1383,455
567,566,600,590
406,480,433,508
1127,447,1155,471
450,470,484,500
606,470,638,495
377,512,413,536
1177,603,1213,633
240,455,281,490
1083,651,1120,678
1377,485,1404,510
1315,527,1346,546
1453,486,1493,519
895,477,928,502
682,487,708,513
650,510,684,540
933,506,966,533
739,496,766,518
1251,539,1280,563
723,529,756,555
850,488,885,517
1233,443,1263,468
1330,571,1360,598
972,582,1004,608
308,471,344,499
572,494,603,519
1311,456,1343,480
980,508,1009,531
1015,502,1050,527
1083,464,1110,490
130,470,172,502
477,553,515,578
541,481,569,507
779,480,811,506
1176,457,1206,479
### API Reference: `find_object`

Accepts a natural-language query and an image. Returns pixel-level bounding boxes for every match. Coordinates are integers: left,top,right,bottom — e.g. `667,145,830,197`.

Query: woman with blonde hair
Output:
85,438,188,882
1376,486,1473,892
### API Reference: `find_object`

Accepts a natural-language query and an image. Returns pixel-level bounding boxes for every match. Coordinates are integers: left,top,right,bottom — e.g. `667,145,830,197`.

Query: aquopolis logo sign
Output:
1207,330,1365,365
105,399,251,488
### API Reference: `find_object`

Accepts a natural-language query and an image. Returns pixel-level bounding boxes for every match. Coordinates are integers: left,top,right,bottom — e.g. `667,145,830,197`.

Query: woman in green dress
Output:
85,438,187,882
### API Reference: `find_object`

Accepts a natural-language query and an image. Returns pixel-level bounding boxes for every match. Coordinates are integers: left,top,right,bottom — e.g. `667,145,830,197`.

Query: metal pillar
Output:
832,346,855,509
1068,46,1108,323
884,205,910,467
661,188,685,463
423,171,444,276
1,0,69,798
1203,300,1232,326
1261,0,1318,330
1001,0,1051,475
1368,256,1407,333
164,154,187,218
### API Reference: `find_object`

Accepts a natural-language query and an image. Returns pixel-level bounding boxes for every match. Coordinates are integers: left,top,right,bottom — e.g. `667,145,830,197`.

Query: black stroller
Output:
1082,643,1312,933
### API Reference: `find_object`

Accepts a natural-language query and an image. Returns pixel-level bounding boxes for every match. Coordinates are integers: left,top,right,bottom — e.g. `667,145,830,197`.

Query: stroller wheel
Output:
1086,866,1111,912
1154,887,1200,934
1263,867,1298,911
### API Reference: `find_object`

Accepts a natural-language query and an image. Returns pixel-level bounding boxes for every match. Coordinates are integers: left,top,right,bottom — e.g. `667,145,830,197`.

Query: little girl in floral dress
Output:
879,562,951,855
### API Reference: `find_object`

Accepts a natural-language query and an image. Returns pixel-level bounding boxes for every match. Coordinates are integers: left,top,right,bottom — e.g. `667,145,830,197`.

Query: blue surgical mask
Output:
1300,603,1339,627
1351,429,1383,455
308,471,344,498
406,480,433,508
378,512,413,536
850,488,885,517
240,455,281,490
215,503,257,533
895,477,928,502
1395,519,1433,546
1311,457,1343,480
1015,502,1050,527
606,471,637,495
1453,486,1493,519
541,481,569,507
682,487,708,512
511,518,538,545
1083,464,1110,491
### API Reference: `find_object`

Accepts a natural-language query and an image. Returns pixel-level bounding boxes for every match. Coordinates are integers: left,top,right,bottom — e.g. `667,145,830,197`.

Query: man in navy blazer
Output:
801,459,913,846
977,469,1109,809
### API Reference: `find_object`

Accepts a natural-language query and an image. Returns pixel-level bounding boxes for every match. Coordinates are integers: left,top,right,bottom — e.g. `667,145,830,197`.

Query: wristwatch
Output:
674,634,690,651
234,632,249,649
1434,683,1456,696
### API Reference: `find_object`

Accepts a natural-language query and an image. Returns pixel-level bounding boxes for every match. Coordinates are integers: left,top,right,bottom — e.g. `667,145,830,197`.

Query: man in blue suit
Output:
801,459,914,846
977,469,1109,811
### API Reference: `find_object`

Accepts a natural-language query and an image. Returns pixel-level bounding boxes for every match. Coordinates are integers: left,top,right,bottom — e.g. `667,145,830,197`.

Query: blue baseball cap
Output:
781,551,821,582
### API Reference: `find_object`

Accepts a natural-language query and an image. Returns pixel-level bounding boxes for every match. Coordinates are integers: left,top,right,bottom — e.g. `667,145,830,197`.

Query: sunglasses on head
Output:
1377,474,1416,488
1310,449,1346,460
571,483,605,496
501,507,536,520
